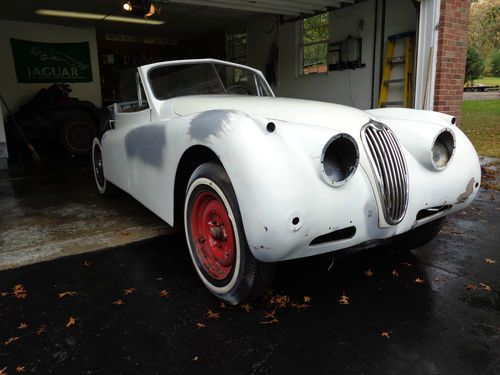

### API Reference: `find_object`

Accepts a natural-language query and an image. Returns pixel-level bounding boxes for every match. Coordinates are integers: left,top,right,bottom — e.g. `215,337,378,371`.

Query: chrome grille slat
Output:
362,122,409,224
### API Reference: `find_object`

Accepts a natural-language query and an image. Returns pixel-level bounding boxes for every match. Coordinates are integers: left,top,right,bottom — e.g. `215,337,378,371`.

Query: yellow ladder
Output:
378,32,416,108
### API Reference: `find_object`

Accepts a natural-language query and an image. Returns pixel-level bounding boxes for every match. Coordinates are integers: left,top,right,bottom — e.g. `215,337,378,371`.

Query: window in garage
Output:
298,13,329,75
227,32,247,65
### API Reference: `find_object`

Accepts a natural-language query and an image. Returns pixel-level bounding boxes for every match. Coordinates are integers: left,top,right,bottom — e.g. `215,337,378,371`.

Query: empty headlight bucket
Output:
432,129,455,170
321,134,359,186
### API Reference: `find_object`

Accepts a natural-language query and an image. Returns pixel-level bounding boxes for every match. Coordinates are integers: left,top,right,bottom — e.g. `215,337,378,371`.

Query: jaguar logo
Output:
30,47,89,70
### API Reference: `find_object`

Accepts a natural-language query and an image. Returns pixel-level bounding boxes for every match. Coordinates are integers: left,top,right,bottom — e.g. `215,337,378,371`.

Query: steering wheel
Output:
225,85,252,95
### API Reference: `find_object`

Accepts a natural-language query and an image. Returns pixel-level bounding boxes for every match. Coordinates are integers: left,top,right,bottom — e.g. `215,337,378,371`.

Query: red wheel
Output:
184,162,275,305
190,191,236,280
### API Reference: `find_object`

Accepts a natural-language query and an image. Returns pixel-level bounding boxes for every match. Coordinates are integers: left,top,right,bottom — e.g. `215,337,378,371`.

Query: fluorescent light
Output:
35,9,105,20
35,9,165,25
104,15,164,25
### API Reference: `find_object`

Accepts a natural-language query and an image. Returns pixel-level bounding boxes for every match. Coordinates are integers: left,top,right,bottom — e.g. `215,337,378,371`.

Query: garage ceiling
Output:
1,0,354,38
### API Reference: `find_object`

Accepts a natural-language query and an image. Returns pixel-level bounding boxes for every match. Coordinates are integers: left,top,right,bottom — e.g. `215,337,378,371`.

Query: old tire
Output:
92,138,120,198
60,113,97,155
184,162,275,305
391,217,446,251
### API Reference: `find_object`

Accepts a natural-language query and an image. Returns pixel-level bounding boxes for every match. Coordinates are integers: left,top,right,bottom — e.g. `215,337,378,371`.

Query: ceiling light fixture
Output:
35,9,165,25
122,1,157,18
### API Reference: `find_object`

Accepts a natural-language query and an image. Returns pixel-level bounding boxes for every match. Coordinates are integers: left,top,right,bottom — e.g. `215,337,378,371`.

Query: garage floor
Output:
0,183,498,373
0,164,172,271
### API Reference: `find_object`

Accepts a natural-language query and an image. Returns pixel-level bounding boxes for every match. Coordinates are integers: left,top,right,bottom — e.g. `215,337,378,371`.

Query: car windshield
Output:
148,62,272,100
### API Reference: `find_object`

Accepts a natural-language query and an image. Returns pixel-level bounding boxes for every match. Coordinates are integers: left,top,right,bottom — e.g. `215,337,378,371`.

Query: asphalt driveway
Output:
0,190,498,375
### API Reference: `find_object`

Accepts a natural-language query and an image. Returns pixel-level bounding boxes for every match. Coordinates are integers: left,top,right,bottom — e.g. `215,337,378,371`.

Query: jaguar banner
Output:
10,39,93,83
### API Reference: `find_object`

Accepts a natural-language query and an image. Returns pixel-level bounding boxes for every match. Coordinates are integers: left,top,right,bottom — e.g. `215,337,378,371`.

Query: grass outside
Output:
472,76,500,86
461,99,500,157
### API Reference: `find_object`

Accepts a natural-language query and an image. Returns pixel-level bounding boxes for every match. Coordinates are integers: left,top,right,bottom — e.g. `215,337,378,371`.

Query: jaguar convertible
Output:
92,59,480,304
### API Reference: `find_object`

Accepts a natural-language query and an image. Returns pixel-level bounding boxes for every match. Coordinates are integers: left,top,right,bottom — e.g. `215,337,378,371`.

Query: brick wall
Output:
433,0,471,124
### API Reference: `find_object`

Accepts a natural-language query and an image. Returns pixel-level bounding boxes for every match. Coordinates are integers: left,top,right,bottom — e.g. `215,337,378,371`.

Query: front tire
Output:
92,138,120,198
184,162,275,305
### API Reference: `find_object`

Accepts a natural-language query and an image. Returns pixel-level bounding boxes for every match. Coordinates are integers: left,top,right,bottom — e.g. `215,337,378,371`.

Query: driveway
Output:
0,189,498,375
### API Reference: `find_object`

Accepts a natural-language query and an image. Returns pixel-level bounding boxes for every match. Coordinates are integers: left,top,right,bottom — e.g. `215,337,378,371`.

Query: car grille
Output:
362,121,409,224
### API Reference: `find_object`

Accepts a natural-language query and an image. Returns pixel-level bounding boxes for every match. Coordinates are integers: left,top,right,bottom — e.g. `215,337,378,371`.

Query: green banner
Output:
10,39,93,83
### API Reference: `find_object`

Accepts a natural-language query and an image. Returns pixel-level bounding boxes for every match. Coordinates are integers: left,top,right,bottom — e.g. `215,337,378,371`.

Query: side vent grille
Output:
362,122,409,224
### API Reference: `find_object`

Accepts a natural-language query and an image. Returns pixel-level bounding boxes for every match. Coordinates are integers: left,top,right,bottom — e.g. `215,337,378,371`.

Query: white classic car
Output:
92,59,480,304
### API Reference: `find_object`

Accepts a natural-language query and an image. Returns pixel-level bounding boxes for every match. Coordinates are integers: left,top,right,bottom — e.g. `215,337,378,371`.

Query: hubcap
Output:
191,191,235,280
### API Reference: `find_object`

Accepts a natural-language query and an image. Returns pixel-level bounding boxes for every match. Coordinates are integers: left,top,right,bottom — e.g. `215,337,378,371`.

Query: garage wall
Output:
0,21,102,112
246,0,417,109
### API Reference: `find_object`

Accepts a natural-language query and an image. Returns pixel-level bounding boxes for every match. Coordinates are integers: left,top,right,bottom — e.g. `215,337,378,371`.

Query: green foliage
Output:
491,50,500,76
465,46,485,84
461,100,500,157
302,13,329,69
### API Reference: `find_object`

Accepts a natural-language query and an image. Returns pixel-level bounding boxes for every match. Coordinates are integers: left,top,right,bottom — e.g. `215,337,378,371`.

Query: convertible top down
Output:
92,59,480,304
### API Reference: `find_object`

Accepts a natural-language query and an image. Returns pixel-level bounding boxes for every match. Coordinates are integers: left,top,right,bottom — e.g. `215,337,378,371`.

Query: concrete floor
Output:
0,187,498,374
0,164,173,271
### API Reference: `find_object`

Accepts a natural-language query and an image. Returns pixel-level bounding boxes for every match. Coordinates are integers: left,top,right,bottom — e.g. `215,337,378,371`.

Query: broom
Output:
0,94,42,163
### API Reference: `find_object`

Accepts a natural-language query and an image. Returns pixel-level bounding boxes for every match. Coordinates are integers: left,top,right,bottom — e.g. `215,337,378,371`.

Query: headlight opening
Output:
321,134,359,186
432,129,455,170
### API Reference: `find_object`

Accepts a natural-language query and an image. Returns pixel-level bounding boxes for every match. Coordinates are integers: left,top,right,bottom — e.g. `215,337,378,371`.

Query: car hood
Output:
172,95,372,132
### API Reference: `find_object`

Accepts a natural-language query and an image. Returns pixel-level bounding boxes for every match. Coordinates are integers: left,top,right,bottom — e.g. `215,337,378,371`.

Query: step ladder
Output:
378,32,416,108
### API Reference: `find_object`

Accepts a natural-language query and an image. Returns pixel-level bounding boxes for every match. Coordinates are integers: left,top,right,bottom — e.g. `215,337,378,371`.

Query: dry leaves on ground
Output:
123,288,137,295
4,337,20,346
66,317,76,328
392,269,399,277
112,299,125,305
260,309,279,325
484,258,496,264
12,285,27,299
58,291,77,298
414,278,425,284
195,323,206,329
338,293,350,305
35,325,46,336
15,366,26,373
241,304,252,313
0,367,7,375
365,269,374,277
207,310,220,320
191,356,199,362
82,261,92,267
381,331,392,339
159,289,170,299
479,283,493,292
17,323,28,330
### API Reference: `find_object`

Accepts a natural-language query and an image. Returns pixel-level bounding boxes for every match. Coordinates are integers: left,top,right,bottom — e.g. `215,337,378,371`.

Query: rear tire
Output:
60,113,96,155
184,162,275,305
92,138,120,198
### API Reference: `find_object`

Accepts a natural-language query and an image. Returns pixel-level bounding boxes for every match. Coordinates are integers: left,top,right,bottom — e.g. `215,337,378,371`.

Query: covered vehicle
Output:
92,59,480,304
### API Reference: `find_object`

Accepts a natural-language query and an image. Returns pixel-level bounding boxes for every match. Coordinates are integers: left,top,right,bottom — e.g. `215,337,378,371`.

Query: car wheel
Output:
184,162,275,305
92,138,120,198
60,114,97,155
391,217,446,251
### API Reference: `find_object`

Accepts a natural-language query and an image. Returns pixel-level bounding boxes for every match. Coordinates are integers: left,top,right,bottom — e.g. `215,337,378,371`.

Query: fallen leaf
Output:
4,336,20,346
466,284,478,290
66,317,76,328
35,325,47,336
303,296,312,303
112,299,125,305
195,323,206,329
1,292,8,297
219,302,227,309
82,261,92,267
338,293,350,305
365,269,374,277
159,289,170,299
15,366,26,373
414,278,425,284
381,331,392,339
260,309,279,324
484,258,496,265
191,356,199,362
269,294,289,309
401,262,412,267
12,285,27,299
479,283,492,292
290,303,310,309
17,323,28,330
392,269,399,277
58,291,77,298
241,304,252,313
0,367,6,375
207,309,220,319
123,288,137,295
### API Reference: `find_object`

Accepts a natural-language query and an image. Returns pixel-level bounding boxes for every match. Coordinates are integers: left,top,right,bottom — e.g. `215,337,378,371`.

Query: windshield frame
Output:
145,59,275,101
